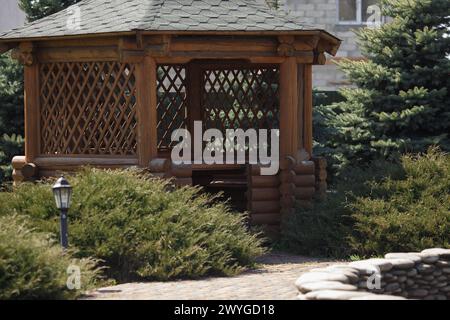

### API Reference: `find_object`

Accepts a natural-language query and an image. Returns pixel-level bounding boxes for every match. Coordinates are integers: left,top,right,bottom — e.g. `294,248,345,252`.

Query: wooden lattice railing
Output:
39,61,138,156
157,65,188,151
201,64,280,156
202,65,280,132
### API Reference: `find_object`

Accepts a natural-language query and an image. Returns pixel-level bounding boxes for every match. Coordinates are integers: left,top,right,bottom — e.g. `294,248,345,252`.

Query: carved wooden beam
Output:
118,36,144,63
11,42,35,66
277,35,295,57
136,31,144,49
143,35,171,57
158,34,171,56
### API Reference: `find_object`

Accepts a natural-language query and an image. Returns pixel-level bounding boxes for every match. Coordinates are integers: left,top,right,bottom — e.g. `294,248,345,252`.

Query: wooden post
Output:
303,64,313,156
136,55,158,166
186,60,202,160
23,50,40,163
297,65,305,152
187,61,202,134
279,57,298,159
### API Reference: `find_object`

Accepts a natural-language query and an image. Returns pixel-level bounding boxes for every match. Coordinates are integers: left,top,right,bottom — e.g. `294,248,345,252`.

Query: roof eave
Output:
0,29,341,56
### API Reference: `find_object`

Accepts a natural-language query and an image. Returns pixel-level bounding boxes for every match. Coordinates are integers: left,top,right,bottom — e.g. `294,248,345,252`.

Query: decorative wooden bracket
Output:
304,35,321,50
317,37,340,57
11,42,34,66
313,51,327,65
277,35,295,57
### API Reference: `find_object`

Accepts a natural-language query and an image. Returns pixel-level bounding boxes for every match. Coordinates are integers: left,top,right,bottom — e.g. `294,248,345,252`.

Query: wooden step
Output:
208,179,247,188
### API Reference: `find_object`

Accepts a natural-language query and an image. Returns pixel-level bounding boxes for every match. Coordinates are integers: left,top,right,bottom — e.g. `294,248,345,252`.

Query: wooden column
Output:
279,57,299,159
186,61,202,161
303,64,313,156
136,55,158,166
187,61,202,133
22,46,40,163
297,65,305,152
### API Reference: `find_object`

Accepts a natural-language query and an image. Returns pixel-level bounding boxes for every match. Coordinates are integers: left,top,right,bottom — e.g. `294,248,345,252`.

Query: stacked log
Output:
170,163,193,187
312,157,327,198
148,158,171,179
292,160,316,208
12,156,38,185
149,158,192,187
247,164,281,227
279,156,296,219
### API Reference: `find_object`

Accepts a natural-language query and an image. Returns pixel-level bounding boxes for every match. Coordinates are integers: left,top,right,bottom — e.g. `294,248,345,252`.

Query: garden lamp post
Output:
52,176,72,249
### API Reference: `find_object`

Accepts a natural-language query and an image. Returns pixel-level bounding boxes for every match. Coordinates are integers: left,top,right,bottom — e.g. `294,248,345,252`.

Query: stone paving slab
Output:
86,253,339,300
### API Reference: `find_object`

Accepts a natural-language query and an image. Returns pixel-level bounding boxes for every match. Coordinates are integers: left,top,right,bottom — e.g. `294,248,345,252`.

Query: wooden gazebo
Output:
0,0,340,230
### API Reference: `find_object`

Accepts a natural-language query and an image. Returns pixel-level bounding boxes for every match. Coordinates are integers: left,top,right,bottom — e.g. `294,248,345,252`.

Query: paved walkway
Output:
86,253,338,300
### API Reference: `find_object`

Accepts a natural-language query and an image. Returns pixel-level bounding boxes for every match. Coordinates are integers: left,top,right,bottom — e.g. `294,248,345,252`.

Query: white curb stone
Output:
297,281,358,293
295,248,450,300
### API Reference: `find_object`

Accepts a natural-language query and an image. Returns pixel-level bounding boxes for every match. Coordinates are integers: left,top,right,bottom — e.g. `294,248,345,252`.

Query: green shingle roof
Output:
0,0,321,40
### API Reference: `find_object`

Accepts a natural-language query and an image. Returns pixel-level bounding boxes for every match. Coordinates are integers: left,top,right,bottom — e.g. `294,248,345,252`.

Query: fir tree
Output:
316,0,450,174
0,54,24,183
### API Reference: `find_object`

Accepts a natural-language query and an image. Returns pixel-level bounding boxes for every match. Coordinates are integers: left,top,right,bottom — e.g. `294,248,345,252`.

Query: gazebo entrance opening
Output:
156,60,280,211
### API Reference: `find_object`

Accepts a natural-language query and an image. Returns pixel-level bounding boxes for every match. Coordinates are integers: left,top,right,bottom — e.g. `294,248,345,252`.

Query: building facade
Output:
283,0,382,91
0,0,26,33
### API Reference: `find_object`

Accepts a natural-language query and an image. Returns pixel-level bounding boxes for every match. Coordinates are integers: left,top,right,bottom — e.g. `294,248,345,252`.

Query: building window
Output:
337,0,381,25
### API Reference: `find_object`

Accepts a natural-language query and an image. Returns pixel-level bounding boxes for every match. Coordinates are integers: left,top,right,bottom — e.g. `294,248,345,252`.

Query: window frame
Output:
336,0,382,26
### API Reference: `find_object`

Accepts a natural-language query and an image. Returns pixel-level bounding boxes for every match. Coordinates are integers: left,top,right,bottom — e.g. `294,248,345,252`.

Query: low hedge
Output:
0,215,102,300
280,147,450,258
0,169,265,282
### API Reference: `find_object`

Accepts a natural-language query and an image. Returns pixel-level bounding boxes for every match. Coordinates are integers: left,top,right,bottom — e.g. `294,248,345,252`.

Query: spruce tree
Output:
0,54,24,183
316,0,450,173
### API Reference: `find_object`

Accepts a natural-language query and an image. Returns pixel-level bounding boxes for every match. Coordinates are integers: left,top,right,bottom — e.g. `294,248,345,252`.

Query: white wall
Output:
283,0,369,90
0,0,26,33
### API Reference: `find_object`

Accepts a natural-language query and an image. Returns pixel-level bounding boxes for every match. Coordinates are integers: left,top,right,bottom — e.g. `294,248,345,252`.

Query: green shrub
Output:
0,215,102,300
280,148,450,258
0,169,265,282
349,148,450,256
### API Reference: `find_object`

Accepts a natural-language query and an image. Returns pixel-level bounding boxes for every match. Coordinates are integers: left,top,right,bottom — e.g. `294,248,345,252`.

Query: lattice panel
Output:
202,66,280,133
157,65,188,150
40,62,137,155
